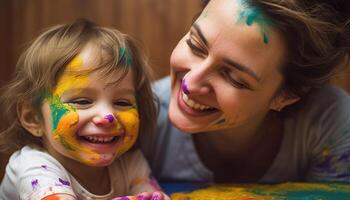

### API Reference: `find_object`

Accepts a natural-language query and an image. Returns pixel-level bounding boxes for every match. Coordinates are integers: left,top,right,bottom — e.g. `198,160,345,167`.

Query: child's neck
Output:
67,162,111,195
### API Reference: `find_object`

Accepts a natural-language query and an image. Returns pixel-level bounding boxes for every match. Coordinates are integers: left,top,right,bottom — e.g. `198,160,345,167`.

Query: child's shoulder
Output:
7,145,64,173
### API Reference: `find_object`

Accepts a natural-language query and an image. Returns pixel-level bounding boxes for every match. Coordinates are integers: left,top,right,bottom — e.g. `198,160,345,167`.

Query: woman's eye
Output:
186,38,207,56
114,100,133,107
221,70,251,90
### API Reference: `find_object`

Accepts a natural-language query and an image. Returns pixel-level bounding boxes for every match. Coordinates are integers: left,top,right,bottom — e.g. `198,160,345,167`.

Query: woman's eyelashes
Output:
186,35,207,56
186,33,252,90
221,69,252,90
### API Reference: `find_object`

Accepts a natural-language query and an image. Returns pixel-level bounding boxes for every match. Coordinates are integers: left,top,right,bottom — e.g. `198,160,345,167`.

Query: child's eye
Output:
114,100,133,107
69,98,92,105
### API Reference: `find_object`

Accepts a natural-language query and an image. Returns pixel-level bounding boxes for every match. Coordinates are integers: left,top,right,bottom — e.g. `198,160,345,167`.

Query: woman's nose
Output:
183,62,213,95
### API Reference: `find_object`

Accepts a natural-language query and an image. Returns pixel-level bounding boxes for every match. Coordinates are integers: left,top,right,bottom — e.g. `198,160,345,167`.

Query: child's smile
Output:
41,45,139,167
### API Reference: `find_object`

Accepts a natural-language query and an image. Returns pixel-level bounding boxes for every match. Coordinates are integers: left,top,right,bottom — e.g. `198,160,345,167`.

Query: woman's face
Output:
169,0,291,133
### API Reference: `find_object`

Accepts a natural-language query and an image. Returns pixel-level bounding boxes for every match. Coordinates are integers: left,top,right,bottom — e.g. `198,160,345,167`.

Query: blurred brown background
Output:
0,0,349,181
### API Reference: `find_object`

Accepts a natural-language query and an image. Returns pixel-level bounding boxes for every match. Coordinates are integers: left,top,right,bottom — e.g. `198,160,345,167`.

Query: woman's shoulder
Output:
291,85,350,119
152,76,171,106
284,85,350,141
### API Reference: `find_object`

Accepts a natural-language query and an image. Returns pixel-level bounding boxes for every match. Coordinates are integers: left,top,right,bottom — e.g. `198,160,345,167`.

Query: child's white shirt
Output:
0,145,158,200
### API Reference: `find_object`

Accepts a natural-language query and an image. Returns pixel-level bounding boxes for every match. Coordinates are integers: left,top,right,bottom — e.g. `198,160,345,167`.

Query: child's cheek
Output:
114,108,140,156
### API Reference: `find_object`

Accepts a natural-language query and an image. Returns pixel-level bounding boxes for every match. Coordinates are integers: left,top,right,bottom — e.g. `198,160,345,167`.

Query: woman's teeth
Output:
83,136,116,143
182,92,214,111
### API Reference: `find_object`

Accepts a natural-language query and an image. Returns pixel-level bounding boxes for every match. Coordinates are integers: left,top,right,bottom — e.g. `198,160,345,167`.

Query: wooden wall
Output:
0,0,203,181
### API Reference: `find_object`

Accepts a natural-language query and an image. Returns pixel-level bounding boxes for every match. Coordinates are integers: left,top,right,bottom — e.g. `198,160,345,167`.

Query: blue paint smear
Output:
238,0,270,44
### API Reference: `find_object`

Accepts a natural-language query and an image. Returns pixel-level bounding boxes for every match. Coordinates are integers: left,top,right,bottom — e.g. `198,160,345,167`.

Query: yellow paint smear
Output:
54,56,89,97
54,111,101,165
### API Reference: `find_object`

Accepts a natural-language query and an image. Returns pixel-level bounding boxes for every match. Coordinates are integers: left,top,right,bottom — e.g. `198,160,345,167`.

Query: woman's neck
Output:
193,111,284,182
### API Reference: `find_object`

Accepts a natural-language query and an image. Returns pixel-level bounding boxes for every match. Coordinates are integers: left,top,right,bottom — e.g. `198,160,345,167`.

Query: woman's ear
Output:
17,101,44,137
270,90,300,112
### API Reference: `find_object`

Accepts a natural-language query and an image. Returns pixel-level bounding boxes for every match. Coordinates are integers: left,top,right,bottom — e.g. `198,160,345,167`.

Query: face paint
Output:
104,114,114,123
113,107,140,157
237,0,270,44
119,47,133,65
43,46,139,167
181,78,190,95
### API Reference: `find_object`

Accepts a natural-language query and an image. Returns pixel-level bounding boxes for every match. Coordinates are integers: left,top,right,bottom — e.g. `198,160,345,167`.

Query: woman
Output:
142,0,350,183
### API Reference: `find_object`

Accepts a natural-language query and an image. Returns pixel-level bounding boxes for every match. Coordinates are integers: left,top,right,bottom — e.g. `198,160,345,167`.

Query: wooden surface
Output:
0,0,350,182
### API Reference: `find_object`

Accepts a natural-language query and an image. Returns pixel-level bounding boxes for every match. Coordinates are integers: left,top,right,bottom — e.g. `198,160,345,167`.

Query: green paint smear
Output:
237,0,270,44
119,47,133,65
248,184,350,200
47,95,75,131
47,94,76,131
215,118,226,125
57,134,76,151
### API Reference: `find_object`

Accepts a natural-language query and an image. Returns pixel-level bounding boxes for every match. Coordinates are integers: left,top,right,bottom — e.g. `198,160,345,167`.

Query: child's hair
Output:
0,19,157,153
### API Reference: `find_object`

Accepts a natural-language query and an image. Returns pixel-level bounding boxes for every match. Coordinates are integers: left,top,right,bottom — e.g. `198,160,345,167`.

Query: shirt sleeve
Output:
1,146,76,200
306,87,350,182
123,149,162,195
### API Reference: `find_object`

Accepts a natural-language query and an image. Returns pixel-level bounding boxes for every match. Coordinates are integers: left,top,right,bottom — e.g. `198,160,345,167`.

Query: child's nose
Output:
92,114,115,126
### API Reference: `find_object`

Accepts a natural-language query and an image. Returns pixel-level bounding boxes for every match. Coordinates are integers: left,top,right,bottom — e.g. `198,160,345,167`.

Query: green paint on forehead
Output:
46,95,76,131
119,47,133,66
237,0,270,44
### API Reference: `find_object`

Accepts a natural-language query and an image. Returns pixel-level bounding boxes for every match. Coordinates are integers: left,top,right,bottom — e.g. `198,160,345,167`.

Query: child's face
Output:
41,45,139,167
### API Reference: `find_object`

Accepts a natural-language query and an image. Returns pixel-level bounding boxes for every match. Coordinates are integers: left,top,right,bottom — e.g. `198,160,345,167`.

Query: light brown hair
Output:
0,19,157,153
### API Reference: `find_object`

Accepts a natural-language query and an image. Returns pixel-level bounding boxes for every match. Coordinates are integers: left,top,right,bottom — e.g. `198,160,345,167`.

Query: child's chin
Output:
81,155,115,167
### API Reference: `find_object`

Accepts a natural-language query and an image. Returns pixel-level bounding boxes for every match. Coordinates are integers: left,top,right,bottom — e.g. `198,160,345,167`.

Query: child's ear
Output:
17,101,44,137
270,90,300,112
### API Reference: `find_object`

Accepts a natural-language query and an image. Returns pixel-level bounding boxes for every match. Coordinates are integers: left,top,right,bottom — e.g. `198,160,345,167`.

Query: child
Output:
0,19,169,200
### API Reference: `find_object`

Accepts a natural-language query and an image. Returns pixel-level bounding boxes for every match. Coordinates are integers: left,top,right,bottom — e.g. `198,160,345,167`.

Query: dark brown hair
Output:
250,0,350,97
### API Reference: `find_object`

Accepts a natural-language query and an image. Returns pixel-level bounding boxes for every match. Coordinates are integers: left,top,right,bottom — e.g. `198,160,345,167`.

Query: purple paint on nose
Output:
181,78,190,94
104,114,114,123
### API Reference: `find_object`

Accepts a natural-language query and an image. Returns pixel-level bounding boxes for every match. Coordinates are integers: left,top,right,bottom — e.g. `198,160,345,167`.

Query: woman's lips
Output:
176,84,218,117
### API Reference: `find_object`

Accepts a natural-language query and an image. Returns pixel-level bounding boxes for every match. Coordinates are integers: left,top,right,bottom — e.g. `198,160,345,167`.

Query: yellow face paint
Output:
114,108,140,157
54,56,89,97
45,54,139,166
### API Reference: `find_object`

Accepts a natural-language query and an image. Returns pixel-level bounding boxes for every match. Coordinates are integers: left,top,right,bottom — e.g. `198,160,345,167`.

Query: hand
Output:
112,191,170,200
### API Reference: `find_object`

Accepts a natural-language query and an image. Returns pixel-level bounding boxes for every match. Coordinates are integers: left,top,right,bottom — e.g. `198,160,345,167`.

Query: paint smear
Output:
171,182,350,200
42,195,61,200
119,47,133,65
237,0,270,44
31,179,39,190
114,108,140,156
53,56,89,97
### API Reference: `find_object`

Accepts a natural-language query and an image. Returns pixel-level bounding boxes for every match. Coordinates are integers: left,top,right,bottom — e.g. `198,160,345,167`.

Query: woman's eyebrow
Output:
223,58,261,82
193,23,208,46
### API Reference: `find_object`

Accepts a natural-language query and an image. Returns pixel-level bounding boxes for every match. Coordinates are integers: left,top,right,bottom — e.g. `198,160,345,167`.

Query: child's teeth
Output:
84,136,115,143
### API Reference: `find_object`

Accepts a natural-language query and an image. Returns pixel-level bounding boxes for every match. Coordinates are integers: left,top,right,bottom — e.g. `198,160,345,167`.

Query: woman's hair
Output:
250,0,350,97
0,19,157,153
